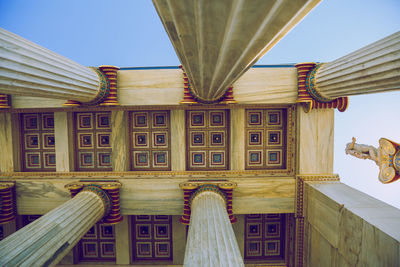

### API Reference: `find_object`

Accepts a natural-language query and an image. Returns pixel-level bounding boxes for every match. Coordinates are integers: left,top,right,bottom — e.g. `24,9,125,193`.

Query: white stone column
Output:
0,188,107,267
0,28,106,102
314,31,400,98
184,190,244,267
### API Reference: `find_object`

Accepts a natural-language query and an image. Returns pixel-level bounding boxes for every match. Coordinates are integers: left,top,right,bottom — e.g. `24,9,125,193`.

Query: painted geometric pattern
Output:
130,111,170,171
245,109,286,170
75,112,112,171
131,215,173,261
245,214,286,261
187,110,229,170
78,223,116,262
21,113,56,171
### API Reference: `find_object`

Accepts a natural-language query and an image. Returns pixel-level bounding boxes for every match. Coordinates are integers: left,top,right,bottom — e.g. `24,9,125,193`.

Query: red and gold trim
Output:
0,94,11,109
179,180,237,225
0,182,16,224
179,65,198,104
99,65,119,106
65,181,123,224
64,65,119,107
179,66,236,104
101,183,123,224
220,87,237,104
295,62,348,113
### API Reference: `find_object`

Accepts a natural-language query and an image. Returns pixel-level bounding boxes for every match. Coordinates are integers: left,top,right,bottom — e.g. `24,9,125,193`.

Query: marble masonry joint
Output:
295,62,348,113
179,179,237,225
65,180,123,224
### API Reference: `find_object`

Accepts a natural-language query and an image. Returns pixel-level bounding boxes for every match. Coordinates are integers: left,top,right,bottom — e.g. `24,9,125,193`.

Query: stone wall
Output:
305,182,400,267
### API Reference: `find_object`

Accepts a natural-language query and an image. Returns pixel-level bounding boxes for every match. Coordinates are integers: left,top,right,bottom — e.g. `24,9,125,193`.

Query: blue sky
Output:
1,0,400,207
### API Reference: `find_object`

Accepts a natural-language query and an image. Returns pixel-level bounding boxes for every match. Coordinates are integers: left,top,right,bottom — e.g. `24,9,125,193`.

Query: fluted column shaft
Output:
315,31,400,98
0,28,104,102
184,191,244,267
0,190,105,267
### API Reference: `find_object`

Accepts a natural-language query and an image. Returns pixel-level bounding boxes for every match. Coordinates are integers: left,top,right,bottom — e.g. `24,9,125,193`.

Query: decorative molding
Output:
9,103,294,113
179,180,237,225
0,182,16,224
294,174,340,267
65,181,123,224
294,63,348,113
0,169,295,179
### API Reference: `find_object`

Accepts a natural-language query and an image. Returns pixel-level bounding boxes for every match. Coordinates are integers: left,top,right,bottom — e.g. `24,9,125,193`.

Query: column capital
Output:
295,62,349,113
178,66,236,104
63,67,110,107
65,181,123,224
179,179,237,224
188,184,228,207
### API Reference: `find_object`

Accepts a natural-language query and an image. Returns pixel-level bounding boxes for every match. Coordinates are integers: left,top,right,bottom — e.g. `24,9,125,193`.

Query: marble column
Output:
0,28,107,103
0,185,110,267
184,189,244,267
313,31,400,99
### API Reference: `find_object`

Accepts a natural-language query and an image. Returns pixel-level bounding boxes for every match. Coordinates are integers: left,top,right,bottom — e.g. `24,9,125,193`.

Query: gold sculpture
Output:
346,137,400,183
